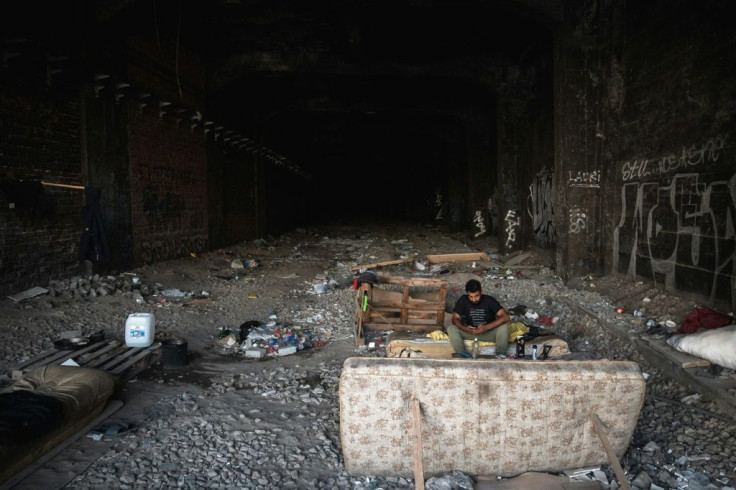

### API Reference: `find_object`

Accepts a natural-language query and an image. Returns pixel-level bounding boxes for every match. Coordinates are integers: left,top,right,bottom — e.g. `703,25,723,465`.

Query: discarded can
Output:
516,336,525,358
646,318,657,328
531,345,538,361
633,309,643,317
615,307,625,314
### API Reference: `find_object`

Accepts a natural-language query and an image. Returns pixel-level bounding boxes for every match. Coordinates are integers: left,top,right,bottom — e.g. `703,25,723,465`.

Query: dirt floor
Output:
1,221,732,489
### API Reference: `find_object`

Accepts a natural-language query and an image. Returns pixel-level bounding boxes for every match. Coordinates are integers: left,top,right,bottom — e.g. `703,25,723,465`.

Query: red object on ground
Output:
312,340,328,347
678,306,732,334
537,316,554,327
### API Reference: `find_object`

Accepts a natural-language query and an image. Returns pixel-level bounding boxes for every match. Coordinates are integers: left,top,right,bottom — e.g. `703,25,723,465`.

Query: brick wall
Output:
128,111,208,264
0,76,83,296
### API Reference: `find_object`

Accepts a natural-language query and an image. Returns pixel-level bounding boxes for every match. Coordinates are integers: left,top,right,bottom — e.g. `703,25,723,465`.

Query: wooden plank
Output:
86,345,130,368
99,346,146,371
14,341,110,379
378,275,448,287
363,323,439,333
411,397,425,490
400,286,409,325
640,335,710,368
426,252,491,264
350,258,413,271
590,414,631,490
110,343,161,376
76,340,122,365
634,338,736,418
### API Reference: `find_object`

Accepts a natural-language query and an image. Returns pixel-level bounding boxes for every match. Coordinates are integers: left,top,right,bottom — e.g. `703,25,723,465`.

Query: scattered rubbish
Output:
231,258,259,270
8,286,49,302
162,288,188,297
425,470,475,490
88,420,136,441
615,306,625,314
633,309,643,317
60,358,80,367
680,393,702,405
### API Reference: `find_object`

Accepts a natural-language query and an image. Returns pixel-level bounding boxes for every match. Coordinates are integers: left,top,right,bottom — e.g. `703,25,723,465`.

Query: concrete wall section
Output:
608,1,736,311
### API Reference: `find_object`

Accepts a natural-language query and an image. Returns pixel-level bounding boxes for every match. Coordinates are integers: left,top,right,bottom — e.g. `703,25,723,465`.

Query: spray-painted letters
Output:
569,207,587,234
621,135,728,182
613,172,736,309
505,209,520,248
527,169,556,247
473,210,486,237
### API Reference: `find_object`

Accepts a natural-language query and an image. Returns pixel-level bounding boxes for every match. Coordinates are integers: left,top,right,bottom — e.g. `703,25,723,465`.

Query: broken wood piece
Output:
590,413,631,490
40,180,85,190
640,335,710,368
411,397,425,490
350,258,413,271
503,251,532,266
426,252,491,264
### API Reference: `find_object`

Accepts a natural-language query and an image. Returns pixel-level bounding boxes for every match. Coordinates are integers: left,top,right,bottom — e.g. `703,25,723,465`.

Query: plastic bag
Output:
425,471,475,490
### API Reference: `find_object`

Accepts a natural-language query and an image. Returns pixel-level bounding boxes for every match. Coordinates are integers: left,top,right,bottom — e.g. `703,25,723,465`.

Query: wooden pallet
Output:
355,275,447,345
12,339,162,382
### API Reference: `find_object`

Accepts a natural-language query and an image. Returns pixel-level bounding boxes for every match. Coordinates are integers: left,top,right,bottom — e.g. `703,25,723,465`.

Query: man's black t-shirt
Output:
453,295,503,327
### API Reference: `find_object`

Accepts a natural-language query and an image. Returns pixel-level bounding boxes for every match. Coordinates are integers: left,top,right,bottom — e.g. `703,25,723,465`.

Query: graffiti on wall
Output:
141,235,208,264
613,171,736,307
527,169,556,247
428,189,446,221
569,206,587,234
621,134,728,182
505,209,520,248
568,170,601,188
473,210,486,237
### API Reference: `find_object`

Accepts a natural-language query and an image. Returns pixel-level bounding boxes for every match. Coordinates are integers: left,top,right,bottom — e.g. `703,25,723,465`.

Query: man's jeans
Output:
447,323,510,354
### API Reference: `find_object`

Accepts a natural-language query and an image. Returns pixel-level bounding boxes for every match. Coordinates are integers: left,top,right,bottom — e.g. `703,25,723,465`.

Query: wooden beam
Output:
426,252,491,264
590,413,631,490
350,258,413,271
411,397,425,490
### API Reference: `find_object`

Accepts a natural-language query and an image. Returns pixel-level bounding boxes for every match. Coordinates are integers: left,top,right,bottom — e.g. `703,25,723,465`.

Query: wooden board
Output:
426,252,491,264
639,334,710,368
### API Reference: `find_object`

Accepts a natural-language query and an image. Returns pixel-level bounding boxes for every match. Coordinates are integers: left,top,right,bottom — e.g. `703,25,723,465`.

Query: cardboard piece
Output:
8,287,49,302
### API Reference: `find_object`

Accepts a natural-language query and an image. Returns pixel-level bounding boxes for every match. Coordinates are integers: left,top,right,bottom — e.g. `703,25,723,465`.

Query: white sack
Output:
667,325,736,369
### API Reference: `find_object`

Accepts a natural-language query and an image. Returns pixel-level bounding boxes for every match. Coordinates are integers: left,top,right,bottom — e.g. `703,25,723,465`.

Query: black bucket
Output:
162,338,188,369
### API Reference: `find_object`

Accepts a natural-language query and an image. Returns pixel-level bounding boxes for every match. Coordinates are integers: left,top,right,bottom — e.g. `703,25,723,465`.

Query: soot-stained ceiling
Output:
190,0,559,214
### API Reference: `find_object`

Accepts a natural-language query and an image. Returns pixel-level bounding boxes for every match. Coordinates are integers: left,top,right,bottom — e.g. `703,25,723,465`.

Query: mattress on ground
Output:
339,357,645,478
0,366,118,484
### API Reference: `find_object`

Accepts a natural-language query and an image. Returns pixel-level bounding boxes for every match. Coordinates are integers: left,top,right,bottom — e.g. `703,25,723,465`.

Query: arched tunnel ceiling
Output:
193,0,558,185
83,0,560,221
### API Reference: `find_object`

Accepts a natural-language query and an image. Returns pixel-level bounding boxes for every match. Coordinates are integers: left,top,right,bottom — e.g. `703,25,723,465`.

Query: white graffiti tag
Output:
620,134,728,182
505,209,520,248
569,207,587,234
473,210,487,237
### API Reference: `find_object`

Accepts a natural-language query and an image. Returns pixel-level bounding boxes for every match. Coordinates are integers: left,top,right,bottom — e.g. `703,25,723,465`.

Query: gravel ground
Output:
1,223,735,489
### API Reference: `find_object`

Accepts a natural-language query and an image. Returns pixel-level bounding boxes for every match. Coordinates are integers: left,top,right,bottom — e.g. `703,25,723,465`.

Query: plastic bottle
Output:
471,338,479,359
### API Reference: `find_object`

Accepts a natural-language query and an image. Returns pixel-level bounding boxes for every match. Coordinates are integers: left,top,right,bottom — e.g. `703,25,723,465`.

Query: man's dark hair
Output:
465,279,482,293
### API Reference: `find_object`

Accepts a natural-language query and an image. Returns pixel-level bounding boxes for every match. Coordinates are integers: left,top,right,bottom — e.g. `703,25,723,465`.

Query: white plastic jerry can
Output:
125,312,155,347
